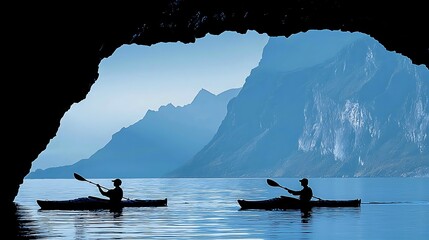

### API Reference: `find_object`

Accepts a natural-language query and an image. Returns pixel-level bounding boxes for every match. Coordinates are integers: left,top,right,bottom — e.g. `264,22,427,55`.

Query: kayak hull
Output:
37,196,168,210
237,196,361,210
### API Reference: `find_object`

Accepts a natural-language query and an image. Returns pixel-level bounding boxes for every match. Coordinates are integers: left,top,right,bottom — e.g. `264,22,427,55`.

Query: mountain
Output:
27,88,241,178
168,33,429,177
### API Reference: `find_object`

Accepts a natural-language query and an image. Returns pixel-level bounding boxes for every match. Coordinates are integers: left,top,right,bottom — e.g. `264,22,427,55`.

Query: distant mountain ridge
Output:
168,33,429,177
27,88,241,178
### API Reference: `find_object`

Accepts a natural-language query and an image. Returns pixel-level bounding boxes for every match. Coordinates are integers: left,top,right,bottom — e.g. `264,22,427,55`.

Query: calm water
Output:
11,178,429,239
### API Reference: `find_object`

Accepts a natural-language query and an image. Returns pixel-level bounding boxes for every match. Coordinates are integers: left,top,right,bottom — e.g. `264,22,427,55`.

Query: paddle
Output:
267,178,291,191
74,173,109,190
74,173,130,200
266,178,323,201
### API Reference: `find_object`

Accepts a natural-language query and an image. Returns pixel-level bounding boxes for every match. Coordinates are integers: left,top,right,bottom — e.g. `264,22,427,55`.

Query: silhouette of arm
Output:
288,189,301,195
97,184,109,197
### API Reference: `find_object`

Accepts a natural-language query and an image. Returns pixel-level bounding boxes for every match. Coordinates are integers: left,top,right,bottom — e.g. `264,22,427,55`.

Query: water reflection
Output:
301,208,311,223
6,203,44,239
74,215,86,239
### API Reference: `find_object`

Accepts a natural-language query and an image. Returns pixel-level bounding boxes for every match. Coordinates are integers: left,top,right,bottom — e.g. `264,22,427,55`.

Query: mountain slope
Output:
168,34,429,177
27,88,240,178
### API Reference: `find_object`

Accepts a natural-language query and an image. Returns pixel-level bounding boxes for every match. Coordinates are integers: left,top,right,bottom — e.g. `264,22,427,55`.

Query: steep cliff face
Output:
294,39,429,177
169,34,428,177
5,1,428,205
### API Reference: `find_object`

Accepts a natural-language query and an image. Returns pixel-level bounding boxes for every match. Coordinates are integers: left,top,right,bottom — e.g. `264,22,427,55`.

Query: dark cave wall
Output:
4,0,428,206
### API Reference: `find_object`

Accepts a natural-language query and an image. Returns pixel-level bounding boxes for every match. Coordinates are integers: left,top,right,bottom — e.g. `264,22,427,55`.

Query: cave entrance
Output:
30,30,269,177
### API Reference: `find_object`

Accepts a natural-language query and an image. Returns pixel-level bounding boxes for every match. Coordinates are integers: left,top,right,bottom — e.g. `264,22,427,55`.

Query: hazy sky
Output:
32,30,269,171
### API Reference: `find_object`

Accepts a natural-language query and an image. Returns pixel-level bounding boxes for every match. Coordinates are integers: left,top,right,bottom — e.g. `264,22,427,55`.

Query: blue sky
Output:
32,30,269,171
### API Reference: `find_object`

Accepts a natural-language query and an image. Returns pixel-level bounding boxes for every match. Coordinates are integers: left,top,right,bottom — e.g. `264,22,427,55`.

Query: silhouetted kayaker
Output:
287,178,313,218
287,178,313,202
97,178,124,204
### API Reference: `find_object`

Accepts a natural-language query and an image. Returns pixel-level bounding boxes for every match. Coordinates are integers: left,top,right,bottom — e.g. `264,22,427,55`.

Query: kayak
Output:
37,196,168,210
237,196,361,210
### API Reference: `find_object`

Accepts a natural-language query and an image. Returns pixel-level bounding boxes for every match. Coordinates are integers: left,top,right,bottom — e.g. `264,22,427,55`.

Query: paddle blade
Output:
74,173,86,181
267,179,280,187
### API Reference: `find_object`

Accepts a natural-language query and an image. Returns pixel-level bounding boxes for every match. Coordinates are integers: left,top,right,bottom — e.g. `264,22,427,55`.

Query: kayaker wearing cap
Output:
287,178,313,202
97,178,124,204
